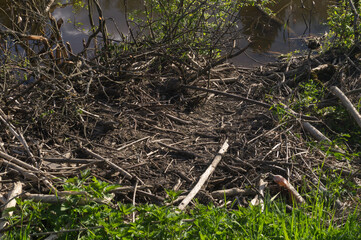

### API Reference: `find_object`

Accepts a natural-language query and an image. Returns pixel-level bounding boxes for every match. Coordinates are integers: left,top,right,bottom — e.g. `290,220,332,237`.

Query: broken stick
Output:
0,182,23,236
82,147,133,180
330,86,361,129
178,139,229,210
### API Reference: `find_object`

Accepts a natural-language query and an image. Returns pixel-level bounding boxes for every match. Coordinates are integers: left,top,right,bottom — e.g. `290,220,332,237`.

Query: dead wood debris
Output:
0,2,360,229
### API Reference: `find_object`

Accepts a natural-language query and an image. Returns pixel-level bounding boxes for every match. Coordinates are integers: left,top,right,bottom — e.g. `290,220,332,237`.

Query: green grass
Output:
3,174,361,239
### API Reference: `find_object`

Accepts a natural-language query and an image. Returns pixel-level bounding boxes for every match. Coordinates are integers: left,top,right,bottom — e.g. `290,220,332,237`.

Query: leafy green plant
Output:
125,0,273,59
3,173,361,239
327,0,361,48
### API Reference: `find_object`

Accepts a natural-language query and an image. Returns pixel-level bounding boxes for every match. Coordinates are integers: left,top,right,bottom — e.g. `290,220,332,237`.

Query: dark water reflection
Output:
2,0,333,66
234,0,332,66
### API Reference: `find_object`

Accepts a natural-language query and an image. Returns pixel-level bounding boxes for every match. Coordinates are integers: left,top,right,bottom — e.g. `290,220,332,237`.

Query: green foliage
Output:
125,0,272,58
3,173,361,239
327,0,361,48
295,79,325,111
270,102,292,123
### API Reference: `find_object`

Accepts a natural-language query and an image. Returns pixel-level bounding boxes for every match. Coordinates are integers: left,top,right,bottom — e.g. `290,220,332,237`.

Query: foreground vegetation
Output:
4,173,360,239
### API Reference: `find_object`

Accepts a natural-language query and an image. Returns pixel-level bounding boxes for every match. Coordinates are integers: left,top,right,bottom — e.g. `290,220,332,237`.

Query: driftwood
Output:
330,86,361,129
178,139,229,210
0,182,23,236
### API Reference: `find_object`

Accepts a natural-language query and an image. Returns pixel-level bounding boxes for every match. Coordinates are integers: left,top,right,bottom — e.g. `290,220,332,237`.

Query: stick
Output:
0,182,23,236
330,86,361,129
301,121,331,142
43,158,103,164
273,175,305,204
21,193,113,206
0,108,36,165
1,159,38,180
117,136,150,151
178,139,229,210
109,185,152,193
82,147,133,180
211,187,254,199
45,0,56,13
183,85,271,108
132,180,138,222
158,142,202,158
0,150,39,172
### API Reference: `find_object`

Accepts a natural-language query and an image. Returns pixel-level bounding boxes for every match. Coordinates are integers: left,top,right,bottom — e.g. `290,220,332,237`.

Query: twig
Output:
137,190,165,202
0,108,37,165
248,122,287,144
186,43,250,84
0,159,38,180
117,136,150,151
45,0,56,13
178,139,229,210
43,158,103,164
21,193,113,206
82,147,133,180
158,142,202,158
0,150,38,172
164,113,192,125
87,0,98,54
132,180,138,222
109,185,152,193
301,121,331,143
347,0,360,41
183,85,271,108
93,0,109,49
330,86,361,129
211,187,254,199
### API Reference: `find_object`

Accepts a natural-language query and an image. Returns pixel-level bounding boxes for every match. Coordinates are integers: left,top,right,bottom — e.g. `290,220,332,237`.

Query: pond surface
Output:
3,0,334,66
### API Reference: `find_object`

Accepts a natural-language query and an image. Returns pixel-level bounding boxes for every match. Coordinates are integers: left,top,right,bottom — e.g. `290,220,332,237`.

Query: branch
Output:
178,139,229,210
330,86,361,129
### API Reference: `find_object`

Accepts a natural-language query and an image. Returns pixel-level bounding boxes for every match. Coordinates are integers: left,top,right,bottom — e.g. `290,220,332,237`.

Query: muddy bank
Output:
0,42,360,210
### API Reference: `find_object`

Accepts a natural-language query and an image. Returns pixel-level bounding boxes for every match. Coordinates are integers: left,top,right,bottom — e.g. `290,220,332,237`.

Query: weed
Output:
3,174,361,239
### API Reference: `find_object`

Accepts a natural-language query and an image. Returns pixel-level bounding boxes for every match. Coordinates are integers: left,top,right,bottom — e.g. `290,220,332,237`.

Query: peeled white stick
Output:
330,86,361,129
0,182,23,236
178,139,229,210
302,121,345,154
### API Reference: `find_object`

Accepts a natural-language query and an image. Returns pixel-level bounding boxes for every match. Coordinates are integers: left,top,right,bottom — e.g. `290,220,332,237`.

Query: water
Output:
2,0,333,66
234,0,332,66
